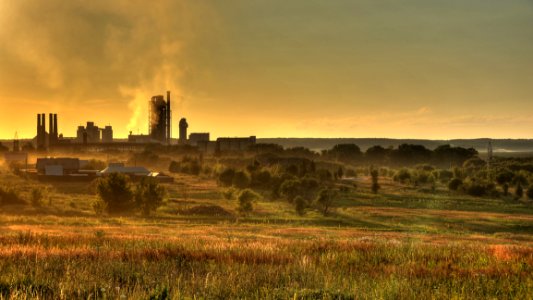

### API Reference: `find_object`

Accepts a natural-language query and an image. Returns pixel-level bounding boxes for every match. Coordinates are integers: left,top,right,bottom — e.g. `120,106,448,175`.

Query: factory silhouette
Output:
33,91,256,154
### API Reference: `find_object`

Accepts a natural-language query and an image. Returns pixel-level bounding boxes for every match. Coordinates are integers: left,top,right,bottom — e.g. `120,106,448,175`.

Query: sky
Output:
0,0,532,140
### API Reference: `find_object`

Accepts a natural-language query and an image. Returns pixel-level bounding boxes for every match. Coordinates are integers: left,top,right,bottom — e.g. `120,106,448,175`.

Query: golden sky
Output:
0,0,532,139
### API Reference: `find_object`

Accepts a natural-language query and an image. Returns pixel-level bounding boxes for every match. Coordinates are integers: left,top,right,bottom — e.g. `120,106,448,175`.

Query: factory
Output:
28,90,256,153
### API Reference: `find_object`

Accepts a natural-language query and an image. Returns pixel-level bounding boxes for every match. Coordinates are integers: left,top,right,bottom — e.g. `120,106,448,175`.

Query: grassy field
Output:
0,169,532,299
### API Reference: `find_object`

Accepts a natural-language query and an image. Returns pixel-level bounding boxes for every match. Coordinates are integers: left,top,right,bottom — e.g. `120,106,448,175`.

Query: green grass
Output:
0,170,532,298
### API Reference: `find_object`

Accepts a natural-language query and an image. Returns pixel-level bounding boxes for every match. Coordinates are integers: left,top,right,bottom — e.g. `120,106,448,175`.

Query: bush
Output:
96,173,134,214
315,188,337,216
135,178,166,216
516,184,524,200
232,171,251,189
393,168,411,184
30,188,45,207
448,178,463,191
371,169,380,194
294,196,307,216
0,187,26,206
527,185,533,200
222,187,236,200
218,168,235,187
237,189,260,215
464,181,490,197
280,179,301,203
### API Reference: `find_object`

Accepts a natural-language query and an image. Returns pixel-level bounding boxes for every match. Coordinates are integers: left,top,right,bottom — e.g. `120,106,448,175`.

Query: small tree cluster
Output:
95,173,166,216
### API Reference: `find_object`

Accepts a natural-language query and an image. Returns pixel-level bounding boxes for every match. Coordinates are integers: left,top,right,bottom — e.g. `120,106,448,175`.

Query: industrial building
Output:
26,90,256,154
76,122,113,144
196,136,257,154
188,133,210,146
149,91,172,144
179,118,188,144
36,157,81,176
35,113,61,150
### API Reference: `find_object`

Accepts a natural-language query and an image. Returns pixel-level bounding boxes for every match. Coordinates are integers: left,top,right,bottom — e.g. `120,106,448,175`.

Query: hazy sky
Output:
1,0,532,139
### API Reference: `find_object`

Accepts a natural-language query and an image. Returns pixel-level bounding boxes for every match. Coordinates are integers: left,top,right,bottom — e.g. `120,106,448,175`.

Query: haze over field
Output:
0,0,532,139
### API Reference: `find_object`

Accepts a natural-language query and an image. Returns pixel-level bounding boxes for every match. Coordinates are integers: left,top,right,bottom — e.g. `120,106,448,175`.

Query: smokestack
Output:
54,114,58,140
166,90,171,145
36,114,40,146
49,113,53,142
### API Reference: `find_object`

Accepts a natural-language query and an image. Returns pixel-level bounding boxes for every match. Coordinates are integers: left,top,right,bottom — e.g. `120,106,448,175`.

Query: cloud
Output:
0,0,218,131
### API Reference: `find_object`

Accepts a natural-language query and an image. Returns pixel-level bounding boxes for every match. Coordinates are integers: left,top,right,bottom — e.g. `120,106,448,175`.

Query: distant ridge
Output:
258,138,533,153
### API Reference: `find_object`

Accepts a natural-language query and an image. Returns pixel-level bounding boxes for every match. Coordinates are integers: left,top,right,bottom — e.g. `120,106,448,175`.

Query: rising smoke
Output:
0,0,217,134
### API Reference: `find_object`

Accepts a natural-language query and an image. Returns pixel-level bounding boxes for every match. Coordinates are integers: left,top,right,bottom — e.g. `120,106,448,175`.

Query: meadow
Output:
0,162,532,299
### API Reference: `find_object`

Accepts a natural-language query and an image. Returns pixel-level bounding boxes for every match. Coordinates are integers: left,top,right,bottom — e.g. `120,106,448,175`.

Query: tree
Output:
218,168,235,186
365,145,390,164
448,178,463,191
0,142,8,152
515,184,524,200
232,171,251,189
294,196,307,216
322,144,362,163
96,173,134,214
336,167,344,180
316,188,337,216
135,178,166,216
370,169,380,194
280,179,301,203
527,185,533,200
237,189,259,215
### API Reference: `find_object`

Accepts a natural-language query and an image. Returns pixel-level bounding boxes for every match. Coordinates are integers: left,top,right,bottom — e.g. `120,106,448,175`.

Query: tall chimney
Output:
54,114,58,140
36,114,41,147
166,90,171,145
49,113,53,141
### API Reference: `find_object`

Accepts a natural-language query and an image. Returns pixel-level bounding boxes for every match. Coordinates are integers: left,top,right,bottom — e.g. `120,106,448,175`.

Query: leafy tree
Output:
515,184,524,200
251,170,272,188
393,168,411,184
336,167,344,180
448,178,463,191
322,144,363,163
315,188,337,216
237,189,259,215
232,171,250,189
294,196,307,216
218,168,235,186
280,179,301,203
135,178,166,216
96,173,134,214
527,185,533,200
365,145,390,164
371,169,380,194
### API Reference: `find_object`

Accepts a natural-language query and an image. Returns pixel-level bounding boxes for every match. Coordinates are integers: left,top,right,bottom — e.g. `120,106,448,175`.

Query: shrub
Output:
280,179,301,203
516,184,524,200
393,168,411,184
222,187,237,200
30,188,45,207
315,188,337,216
251,170,272,188
448,178,463,191
0,187,26,206
135,178,166,216
232,171,251,189
218,168,235,187
96,173,134,214
294,196,307,216
237,189,260,215
527,185,533,200
371,169,380,194
464,181,489,197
